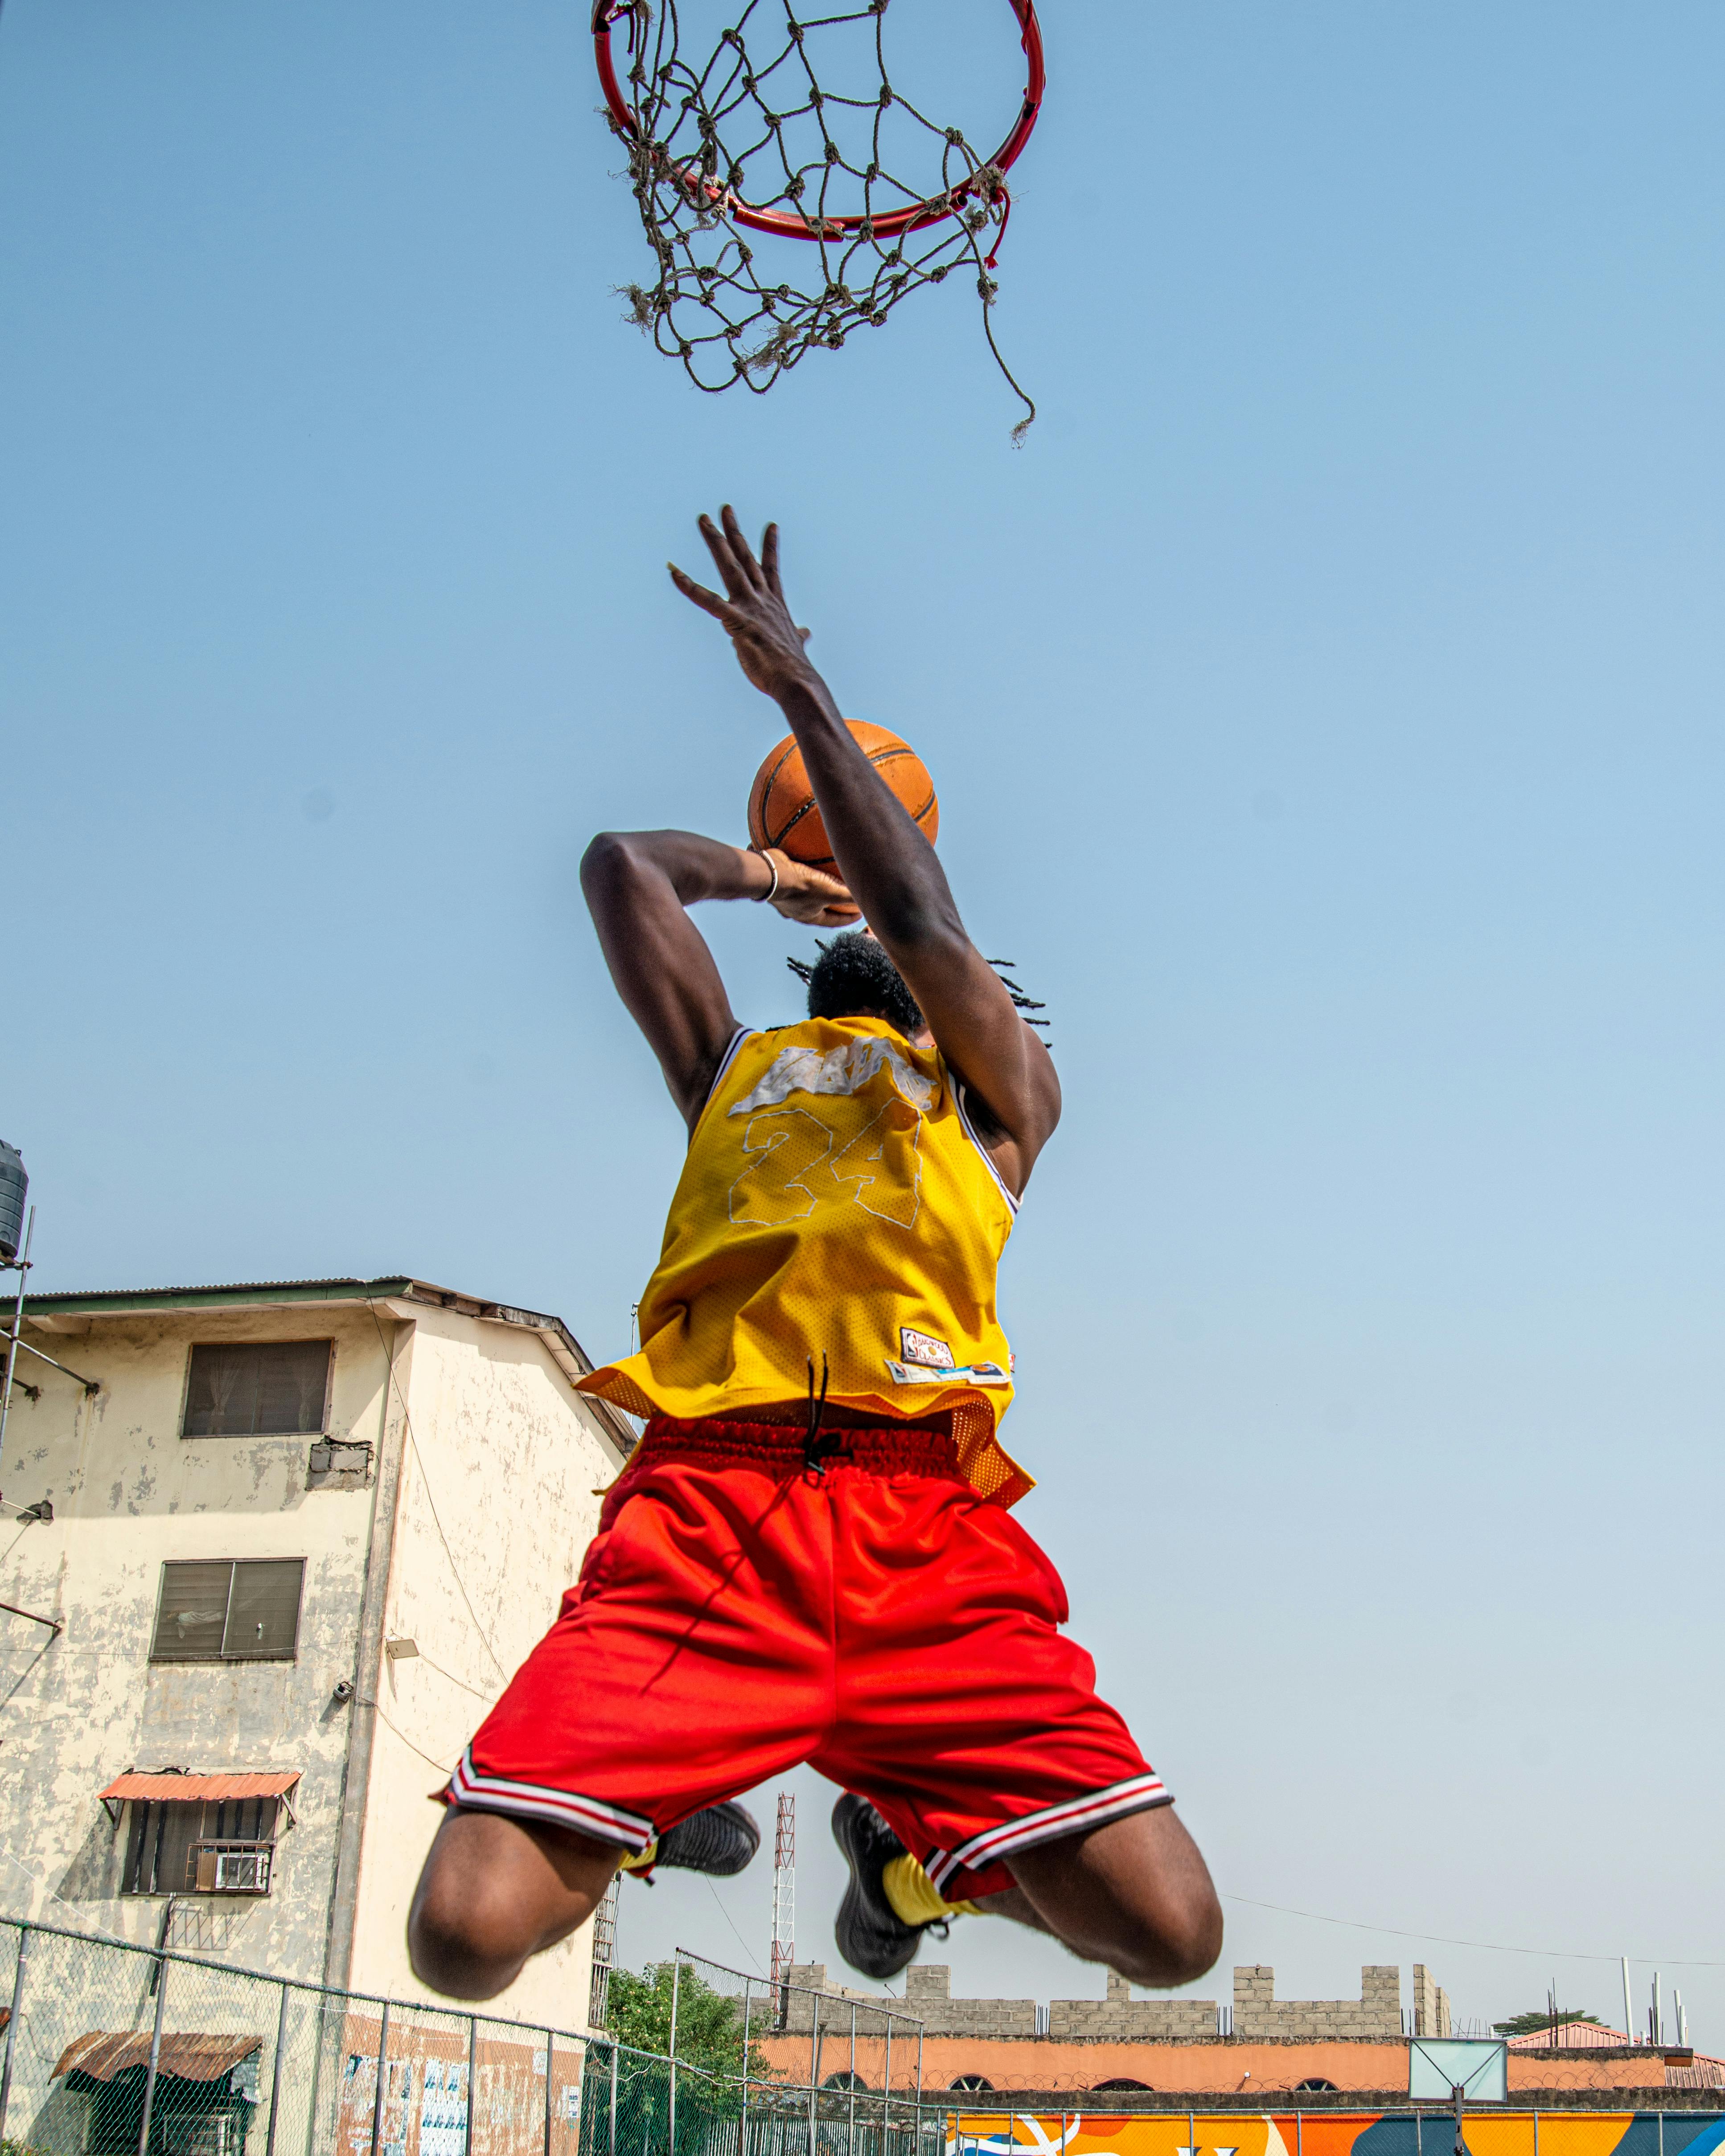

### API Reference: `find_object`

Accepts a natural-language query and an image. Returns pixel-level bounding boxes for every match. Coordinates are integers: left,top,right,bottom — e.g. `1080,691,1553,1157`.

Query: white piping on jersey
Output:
954,1081,1021,1215
700,1026,756,1115
727,1035,937,1117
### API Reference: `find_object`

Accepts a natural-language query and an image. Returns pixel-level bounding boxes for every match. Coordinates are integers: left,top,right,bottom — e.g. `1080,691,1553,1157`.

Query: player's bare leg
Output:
834,1795,1220,1988
411,1800,761,1999
409,1809,618,1999
979,1806,1222,1985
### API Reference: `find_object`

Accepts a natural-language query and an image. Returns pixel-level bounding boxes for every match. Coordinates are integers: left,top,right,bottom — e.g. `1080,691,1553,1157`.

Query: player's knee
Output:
408,1865,534,2001
1115,1876,1223,1988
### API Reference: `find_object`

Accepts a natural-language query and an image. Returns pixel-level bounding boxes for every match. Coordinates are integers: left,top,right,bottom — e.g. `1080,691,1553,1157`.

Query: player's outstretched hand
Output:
761,848,860,927
669,507,817,704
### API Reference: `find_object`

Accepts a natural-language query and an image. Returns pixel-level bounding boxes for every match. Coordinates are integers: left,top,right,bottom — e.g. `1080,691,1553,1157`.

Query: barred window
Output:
150,1559,305,1662
122,1796,280,1896
182,1340,333,1437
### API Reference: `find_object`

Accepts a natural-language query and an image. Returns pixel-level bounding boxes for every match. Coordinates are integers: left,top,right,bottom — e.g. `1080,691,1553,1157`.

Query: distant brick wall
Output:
1412,1964,1452,2039
784,1961,1405,2045
1050,1972,1220,2041
1233,1966,1402,2040
904,1965,1039,2035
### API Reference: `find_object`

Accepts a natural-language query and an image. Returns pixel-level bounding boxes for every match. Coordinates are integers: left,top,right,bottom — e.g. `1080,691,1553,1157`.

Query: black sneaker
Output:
654,1801,760,1877
832,1794,928,1981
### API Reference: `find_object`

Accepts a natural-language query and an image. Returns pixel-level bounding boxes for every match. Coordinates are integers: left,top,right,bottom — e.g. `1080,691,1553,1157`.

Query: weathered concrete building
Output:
0,1274,633,2026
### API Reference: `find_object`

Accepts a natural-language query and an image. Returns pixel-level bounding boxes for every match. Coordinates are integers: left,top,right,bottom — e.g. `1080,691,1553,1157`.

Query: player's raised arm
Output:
580,828,855,1131
669,506,1061,1187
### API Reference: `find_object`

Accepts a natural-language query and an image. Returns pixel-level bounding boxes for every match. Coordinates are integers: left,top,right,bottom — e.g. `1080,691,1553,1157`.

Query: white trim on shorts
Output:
448,1747,656,1853
924,1772,1171,1892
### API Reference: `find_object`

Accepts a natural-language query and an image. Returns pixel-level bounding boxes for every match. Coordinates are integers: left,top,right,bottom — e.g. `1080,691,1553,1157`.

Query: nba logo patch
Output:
899,1327,955,1370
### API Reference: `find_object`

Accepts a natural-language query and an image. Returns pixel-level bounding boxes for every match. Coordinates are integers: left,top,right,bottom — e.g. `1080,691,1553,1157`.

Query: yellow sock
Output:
619,1840,658,1874
882,1852,981,1926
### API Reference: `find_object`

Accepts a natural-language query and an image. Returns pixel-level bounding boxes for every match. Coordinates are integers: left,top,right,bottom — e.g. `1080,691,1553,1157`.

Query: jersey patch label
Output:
727,1037,936,1117
899,1327,955,1370
884,1358,1011,1388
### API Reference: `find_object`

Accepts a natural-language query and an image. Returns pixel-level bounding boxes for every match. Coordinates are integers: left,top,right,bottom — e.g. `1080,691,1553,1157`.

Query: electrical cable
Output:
366,1301,509,1681
412,1648,498,1705
1223,1893,1725,1971
702,1878,769,1979
359,1694,456,1777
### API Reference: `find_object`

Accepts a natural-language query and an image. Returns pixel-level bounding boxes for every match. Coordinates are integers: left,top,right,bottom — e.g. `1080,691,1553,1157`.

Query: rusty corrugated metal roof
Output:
98,1771,300,1803
54,2032,263,2084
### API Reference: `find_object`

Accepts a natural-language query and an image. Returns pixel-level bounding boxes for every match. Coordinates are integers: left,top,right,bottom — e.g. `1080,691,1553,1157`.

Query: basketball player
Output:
407,508,1221,1998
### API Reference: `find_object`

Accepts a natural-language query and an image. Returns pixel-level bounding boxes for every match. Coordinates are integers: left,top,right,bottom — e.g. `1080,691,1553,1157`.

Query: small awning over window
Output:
53,2032,263,2084
97,1770,299,1824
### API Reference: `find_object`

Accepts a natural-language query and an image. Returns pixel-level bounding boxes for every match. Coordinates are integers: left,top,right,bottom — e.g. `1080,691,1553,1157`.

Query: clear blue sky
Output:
5,0,1724,2041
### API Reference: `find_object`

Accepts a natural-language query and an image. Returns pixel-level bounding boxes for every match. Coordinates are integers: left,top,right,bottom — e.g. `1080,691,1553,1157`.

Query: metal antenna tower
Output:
770,1789,796,2006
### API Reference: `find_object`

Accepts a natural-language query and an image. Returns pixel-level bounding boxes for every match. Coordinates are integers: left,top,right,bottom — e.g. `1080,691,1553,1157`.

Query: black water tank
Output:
0,1143,26,1264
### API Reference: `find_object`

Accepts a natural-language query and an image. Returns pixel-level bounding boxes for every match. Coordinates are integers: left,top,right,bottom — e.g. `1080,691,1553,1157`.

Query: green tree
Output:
1492,2010,1606,2037
607,1964,775,2084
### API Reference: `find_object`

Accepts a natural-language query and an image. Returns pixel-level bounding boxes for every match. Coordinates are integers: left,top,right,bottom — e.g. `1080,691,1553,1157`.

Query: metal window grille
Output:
181,1340,333,1437
122,1798,281,1897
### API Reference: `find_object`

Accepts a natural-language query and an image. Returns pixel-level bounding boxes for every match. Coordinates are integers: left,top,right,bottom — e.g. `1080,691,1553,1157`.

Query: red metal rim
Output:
593,0,1044,242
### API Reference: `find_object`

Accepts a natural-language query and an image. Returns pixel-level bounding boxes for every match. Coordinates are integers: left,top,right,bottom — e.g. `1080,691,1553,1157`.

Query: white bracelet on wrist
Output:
752,849,780,905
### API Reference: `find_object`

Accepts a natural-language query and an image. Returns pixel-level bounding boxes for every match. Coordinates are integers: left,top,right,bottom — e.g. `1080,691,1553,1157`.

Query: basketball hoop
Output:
592,0,1045,437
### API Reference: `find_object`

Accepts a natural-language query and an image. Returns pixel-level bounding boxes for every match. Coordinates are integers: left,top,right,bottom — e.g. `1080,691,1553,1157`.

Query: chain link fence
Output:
2,1918,1715,2156
0,1917,587,2156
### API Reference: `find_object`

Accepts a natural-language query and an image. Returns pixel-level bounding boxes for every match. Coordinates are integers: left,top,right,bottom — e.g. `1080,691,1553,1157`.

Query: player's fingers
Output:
696,513,751,600
760,521,782,593
719,504,764,590
668,562,739,626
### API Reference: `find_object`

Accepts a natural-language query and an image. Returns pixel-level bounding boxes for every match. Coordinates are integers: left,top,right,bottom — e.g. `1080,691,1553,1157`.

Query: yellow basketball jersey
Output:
578,1016,1033,1506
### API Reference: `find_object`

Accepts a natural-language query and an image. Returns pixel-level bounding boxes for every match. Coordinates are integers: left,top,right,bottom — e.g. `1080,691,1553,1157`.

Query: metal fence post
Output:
669,1963,681,2156
545,2030,555,2156
847,2004,857,2156
808,2006,822,2156
467,2014,479,2156
740,1984,753,2156
608,2039,618,2156
0,1924,30,2148
1296,2116,1302,2156
263,1979,291,2156
369,2000,391,2156
137,1947,171,2156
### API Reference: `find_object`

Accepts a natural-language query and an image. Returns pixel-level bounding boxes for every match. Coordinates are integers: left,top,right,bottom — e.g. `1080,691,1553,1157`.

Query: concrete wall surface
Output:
344,1297,628,2021
0,1285,629,2033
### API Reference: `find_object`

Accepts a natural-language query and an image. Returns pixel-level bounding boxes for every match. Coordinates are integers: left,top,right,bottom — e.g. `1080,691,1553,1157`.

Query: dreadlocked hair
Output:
783,944,1051,1044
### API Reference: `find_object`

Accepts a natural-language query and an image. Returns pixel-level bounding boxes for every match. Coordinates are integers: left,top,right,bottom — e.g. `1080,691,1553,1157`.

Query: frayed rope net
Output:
596,0,1040,439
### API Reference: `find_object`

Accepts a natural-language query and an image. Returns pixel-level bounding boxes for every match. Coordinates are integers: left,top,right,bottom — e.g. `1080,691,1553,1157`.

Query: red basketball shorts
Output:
446,1417,1170,1901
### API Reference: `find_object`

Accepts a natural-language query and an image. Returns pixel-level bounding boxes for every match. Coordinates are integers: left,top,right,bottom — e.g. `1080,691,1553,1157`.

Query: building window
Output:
182,1341,333,1438
150,1559,306,1662
1092,2081,1152,2092
123,1797,280,1896
949,2077,994,2093
1295,2080,1339,2093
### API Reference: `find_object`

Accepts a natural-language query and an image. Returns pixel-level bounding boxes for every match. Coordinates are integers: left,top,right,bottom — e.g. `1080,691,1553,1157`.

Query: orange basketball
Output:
747,721,939,877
